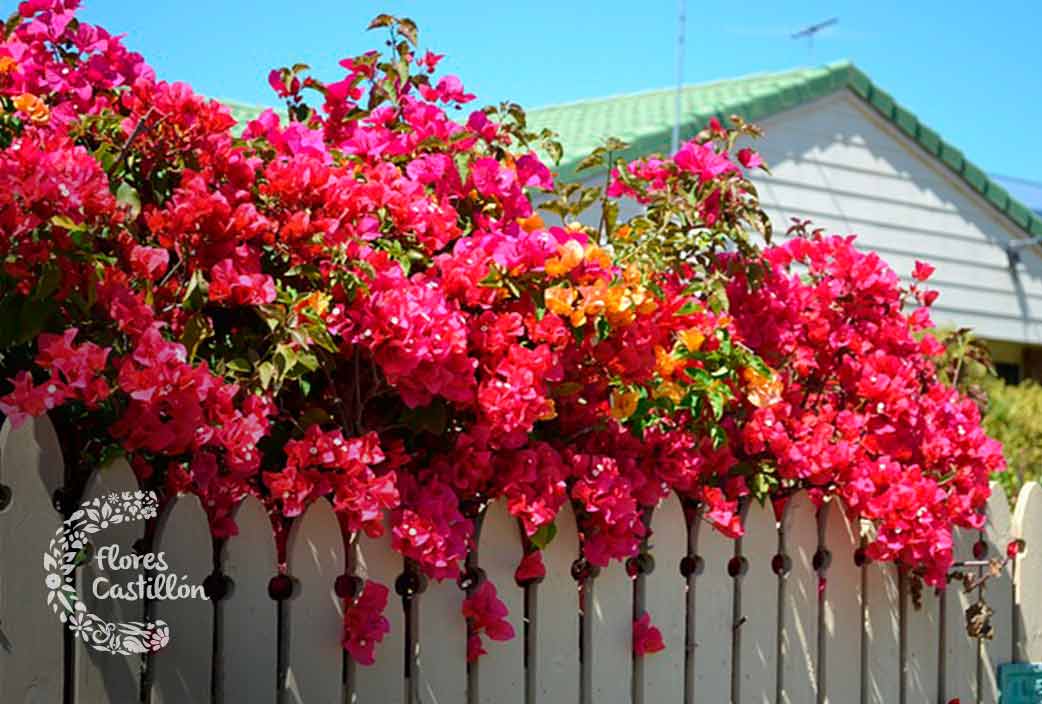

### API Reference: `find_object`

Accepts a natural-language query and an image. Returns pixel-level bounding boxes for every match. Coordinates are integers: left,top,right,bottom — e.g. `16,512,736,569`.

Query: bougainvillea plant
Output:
0,1,1004,663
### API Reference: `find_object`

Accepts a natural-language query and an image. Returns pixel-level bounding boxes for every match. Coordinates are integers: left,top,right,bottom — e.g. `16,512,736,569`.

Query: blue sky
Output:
77,0,1041,178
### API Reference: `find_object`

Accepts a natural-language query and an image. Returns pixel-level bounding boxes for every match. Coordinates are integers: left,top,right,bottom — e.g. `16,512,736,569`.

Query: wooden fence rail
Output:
2,415,1041,703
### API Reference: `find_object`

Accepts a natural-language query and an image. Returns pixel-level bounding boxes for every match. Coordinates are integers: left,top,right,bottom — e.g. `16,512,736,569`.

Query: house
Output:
521,62,1042,384
225,61,1042,382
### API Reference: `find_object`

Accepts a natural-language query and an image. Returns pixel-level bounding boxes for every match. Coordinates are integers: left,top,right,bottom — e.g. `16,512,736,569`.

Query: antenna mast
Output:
671,0,686,153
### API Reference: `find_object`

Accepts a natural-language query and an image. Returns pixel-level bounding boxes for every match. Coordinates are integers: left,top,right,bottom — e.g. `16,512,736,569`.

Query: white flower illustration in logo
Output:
43,490,169,654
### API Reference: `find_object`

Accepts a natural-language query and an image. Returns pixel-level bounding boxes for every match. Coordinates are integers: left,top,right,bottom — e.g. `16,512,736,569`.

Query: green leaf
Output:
674,300,700,317
116,182,141,220
531,522,557,550
397,18,419,46
367,13,395,30
226,357,252,373
258,361,276,390
181,314,213,361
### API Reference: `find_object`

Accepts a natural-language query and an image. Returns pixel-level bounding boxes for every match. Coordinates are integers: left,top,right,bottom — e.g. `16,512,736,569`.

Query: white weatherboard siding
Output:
751,91,1042,345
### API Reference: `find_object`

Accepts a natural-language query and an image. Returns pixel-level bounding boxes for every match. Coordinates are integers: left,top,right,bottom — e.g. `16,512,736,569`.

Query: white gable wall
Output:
750,91,1042,345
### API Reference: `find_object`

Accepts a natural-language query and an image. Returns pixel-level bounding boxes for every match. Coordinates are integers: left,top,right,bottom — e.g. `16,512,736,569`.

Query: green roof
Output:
221,61,1042,238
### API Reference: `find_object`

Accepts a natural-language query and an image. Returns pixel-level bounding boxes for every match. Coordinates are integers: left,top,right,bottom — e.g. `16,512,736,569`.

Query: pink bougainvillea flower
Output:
633,612,665,656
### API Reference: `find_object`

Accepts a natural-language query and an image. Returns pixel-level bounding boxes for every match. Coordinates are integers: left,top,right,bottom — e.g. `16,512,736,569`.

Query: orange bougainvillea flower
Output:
678,328,705,353
544,285,577,317
610,389,640,421
13,92,49,123
655,345,681,378
0,56,17,74
544,239,584,277
583,243,612,270
613,224,633,242
742,367,783,408
652,381,684,404
293,291,330,317
518,213,544,233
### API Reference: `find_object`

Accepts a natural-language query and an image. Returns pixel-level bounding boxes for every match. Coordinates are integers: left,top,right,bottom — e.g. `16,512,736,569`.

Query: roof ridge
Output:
526,63,842,114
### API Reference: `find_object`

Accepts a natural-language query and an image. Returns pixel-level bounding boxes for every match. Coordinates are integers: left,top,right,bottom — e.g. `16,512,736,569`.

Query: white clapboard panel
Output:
586,559,632,704
532,502,580,704
220,494,278,704
0,417,66,704
415,572,467,703
284,498,345,703
638,493,685,704
980,482,1013,704
737,499,779,704
1012,481,1042,662
691,509,735,703
474,501,525,704
863,557,900,704
75,458,145,704
819,499,862,704
351,513,405,704
943,526,979,703
151,493,213,704
779,493,817,704
903,578,940,703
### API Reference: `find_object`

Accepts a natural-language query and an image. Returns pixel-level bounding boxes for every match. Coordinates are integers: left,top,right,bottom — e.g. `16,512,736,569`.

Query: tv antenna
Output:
792,17,838,55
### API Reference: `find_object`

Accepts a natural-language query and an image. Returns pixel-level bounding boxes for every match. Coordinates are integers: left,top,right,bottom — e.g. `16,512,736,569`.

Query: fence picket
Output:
474,501,525,704
351,513,406,704
0,417,65,704
779,493,817,704
690,507,735,703
531,502,580,704
942,526,978,704
637,493,685,704
819,499,861,704
75,458,144,704
586,559,633,704
863,557,900,704
736,499,779,703
151,493,213,704
219,494,278,704
902,579,940,702
284,498,345,703
980,482,1013,704
1012,481,1042,662
415,572,467,703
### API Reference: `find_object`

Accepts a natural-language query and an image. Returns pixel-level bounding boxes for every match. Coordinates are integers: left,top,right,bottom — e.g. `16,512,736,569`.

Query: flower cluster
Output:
0,1,1001,662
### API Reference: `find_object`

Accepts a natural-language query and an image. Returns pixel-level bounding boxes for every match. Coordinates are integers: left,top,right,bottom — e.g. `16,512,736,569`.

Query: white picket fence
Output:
2,415,1042,704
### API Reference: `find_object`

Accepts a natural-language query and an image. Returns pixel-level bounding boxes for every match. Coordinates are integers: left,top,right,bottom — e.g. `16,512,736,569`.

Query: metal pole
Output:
672,0,685,153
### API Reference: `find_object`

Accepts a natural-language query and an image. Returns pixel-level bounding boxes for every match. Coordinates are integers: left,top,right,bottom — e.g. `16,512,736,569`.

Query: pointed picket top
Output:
151,492,214,704
75,457,145,704
690,505,736,704
352,513,406,704
219,494,278,704
1012,481,1042,662
0,416,66,704
531,501,580,704
778,492,817,704
474,500,525,704
819,498,862,703
736,498,779,703
636,492,686,704
981,481,1014,704
284,498,346,704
